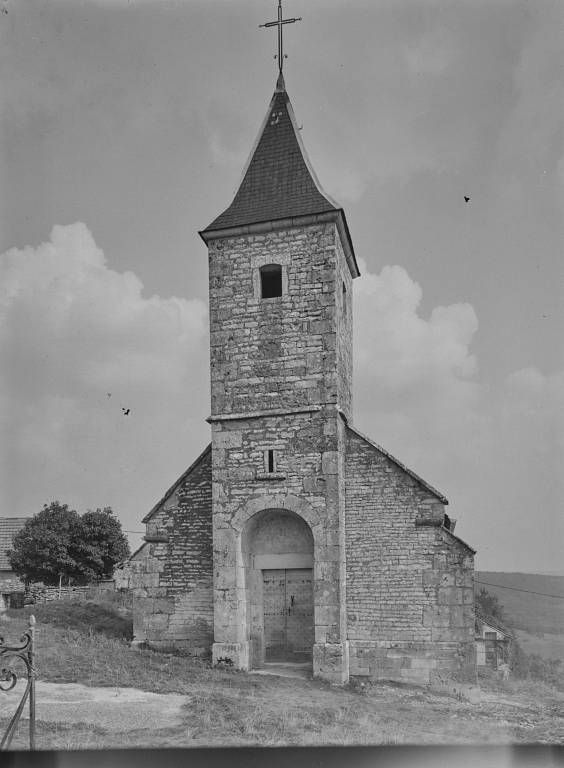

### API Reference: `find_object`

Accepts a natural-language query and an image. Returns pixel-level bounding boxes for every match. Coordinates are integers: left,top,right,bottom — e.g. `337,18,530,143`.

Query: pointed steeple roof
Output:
200,76,359,277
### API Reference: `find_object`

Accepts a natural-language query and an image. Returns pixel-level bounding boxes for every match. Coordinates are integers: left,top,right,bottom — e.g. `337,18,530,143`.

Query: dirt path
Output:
1,675,562,749
0,680,188,732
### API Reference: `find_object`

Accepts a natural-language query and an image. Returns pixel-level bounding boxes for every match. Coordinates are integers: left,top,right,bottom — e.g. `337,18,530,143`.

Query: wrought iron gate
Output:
0,615,36,750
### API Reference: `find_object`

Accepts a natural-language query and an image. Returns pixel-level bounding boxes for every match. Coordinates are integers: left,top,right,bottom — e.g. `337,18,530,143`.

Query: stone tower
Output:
199,73,360,682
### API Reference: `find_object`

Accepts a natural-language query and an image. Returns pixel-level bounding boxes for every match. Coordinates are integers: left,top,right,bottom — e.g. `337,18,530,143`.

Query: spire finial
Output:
259,1,302,74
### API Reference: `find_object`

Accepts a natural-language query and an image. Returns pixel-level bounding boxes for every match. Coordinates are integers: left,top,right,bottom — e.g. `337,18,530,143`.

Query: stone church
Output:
131,71,476,685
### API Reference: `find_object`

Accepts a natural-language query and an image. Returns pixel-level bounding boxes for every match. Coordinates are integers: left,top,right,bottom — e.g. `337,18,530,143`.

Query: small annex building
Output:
0,517,28,609
131,70,476,685
475,610,513,670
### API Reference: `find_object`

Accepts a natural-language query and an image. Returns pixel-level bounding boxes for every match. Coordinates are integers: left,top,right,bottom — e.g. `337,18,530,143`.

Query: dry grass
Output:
1,603,563,749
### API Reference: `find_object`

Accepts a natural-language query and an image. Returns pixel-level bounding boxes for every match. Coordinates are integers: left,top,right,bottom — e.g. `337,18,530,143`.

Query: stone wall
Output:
0,571,24,610
335,232,353,421
208,222,354,418
131,447,214,654
0,571,24,594
208,221,355,682
345,427,475,684
210,409,348,680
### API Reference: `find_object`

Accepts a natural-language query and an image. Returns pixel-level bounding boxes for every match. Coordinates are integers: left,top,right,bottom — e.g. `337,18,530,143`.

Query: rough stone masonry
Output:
130,72,476,685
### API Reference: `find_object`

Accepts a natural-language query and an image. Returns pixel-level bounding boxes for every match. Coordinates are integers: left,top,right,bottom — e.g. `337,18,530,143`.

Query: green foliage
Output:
80,507,130,580
8,501,130,586
510,642,564,689
475,587,506,625
8,502,85,585
476,571,564,635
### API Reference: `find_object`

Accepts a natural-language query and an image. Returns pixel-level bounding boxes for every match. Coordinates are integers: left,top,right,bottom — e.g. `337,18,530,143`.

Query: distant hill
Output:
475,572,564,635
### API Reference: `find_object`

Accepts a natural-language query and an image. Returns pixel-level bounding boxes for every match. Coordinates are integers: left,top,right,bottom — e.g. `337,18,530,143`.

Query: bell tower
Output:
200,70,359,681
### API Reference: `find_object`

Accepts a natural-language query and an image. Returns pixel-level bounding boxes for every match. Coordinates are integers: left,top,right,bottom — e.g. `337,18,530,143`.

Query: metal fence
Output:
0,615,36,750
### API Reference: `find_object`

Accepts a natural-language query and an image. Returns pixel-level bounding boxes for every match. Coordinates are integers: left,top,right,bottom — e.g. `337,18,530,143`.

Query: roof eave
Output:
440,525,476,555
199,208,360,279
142,444,211,524
344,419,449,504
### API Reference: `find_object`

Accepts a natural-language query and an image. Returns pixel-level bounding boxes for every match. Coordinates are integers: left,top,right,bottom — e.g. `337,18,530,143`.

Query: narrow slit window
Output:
342,281,347,316
267,449,275,473
260,264,282,299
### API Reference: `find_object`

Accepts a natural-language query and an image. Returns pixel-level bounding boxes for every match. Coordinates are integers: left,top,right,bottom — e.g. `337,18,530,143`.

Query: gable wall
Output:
345,429,475,683
131,449,213,654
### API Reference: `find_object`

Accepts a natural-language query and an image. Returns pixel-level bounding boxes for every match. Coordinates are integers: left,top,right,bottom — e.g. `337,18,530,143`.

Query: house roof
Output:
200,74,359,277
115,541,148,569
345,422,449,504
142,444,211,524
0,517,29,570
475,608,513,638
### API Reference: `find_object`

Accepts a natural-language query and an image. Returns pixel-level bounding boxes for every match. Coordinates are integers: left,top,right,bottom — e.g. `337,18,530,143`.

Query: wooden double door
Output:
263,568,314,662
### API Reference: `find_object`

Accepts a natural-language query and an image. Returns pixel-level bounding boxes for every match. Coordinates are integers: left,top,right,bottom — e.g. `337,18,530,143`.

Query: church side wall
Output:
345,429,475,683
131,449,214,654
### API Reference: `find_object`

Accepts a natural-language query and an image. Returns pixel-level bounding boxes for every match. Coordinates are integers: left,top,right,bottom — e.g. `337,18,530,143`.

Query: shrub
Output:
511,641,564,689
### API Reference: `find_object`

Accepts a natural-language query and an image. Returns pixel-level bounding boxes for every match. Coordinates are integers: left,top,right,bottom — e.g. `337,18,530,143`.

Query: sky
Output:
1,0,562,573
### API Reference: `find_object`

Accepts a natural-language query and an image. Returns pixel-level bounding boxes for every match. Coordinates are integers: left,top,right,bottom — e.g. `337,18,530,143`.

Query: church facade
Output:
131,74,476,685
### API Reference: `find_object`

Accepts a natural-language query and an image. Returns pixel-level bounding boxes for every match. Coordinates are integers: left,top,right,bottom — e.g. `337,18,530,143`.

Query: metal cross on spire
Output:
259,0,302,73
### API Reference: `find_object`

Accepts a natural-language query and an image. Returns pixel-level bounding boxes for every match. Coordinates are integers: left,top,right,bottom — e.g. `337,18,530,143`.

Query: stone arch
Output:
231,493,322,537
241,508,314,562
239,504,316,668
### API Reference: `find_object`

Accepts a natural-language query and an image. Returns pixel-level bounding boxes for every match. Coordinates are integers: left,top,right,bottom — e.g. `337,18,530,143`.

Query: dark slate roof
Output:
202,74,340,234
475,609,513,638
0,517,29,570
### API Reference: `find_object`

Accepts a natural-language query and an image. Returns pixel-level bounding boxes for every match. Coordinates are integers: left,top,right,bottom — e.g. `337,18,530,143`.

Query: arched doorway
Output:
242,508,314,668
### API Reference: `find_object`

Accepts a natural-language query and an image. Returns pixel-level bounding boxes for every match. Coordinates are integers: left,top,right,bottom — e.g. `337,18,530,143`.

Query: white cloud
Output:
354,260,479,422
1,231,561,571
352,260,563,571
0,223,209,538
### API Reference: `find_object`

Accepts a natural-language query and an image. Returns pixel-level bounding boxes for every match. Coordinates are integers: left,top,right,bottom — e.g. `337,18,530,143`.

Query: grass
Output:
9,600,133,640
1,600,563,749
515,629,564,662
476,572,564,635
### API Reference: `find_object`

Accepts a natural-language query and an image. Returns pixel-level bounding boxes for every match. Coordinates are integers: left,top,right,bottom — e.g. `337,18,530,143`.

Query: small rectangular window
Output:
267,449,275,473
260,264,282,298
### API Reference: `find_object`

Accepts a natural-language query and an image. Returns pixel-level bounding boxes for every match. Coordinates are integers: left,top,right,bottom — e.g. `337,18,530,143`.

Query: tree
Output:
8,502,131,586
9,502,85,586
79,507,130,581
475,587,505,624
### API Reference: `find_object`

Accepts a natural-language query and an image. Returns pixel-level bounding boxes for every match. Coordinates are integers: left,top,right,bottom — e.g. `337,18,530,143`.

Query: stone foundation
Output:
313,641,349,684
212,642,250,670
349,640,476,685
